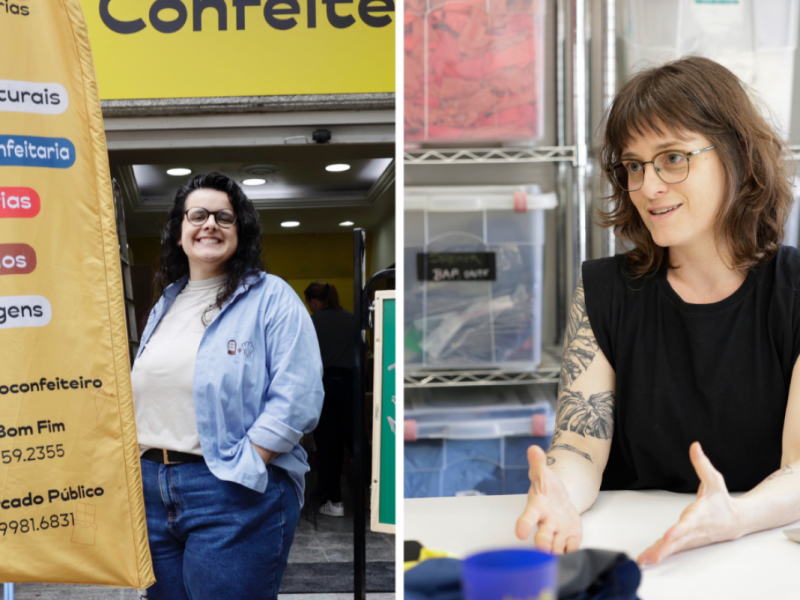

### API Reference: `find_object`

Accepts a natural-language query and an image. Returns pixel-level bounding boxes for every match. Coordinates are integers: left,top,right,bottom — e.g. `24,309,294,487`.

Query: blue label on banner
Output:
0,135,76,168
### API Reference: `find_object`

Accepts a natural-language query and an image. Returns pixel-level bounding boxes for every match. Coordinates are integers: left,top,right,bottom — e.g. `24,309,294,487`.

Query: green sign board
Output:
371,292,396,533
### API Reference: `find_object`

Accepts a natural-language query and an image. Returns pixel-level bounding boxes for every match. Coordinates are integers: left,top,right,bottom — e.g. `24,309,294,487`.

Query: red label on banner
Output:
0,243,37,274
0,187,40,218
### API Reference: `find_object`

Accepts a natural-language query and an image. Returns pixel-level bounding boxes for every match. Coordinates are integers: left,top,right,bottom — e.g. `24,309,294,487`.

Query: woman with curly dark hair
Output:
515,57,800,565
131,172,323,599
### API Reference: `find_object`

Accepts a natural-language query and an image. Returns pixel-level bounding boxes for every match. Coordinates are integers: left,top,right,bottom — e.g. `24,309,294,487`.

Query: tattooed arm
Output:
638,356,800,565
546,280,616,513
516,280,617,553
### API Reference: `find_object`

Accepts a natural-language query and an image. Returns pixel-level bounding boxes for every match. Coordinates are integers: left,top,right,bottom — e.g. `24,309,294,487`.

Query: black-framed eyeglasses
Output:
607,146,716,192
184,207,237,228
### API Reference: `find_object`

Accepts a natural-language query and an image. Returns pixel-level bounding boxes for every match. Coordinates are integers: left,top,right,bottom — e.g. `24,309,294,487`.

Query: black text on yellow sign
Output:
79,0,396,99
0,0,154,587
0,3,29,17
99,0,394,33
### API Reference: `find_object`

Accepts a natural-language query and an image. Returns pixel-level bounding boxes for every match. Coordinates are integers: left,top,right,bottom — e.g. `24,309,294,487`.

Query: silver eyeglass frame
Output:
607,146,716,192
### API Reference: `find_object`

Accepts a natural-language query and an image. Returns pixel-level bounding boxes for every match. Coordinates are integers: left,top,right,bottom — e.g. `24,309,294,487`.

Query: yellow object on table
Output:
404,546,460,572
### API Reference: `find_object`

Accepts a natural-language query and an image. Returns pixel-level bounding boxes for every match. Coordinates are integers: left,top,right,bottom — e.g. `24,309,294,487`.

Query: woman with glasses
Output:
131,172,323,599
515,56,800,565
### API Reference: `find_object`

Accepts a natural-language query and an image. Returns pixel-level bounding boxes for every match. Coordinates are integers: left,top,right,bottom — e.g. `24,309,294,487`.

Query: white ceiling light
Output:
326,164,350,172
242,178,266,186
339,221,355,226
166,168,192,176
281,221,300,228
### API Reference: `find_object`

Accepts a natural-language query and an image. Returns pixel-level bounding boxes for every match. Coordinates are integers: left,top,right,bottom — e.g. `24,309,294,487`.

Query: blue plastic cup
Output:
461,548,558,600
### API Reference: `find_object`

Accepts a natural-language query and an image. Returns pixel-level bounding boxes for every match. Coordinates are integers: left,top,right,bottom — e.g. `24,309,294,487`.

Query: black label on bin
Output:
416,253,496,282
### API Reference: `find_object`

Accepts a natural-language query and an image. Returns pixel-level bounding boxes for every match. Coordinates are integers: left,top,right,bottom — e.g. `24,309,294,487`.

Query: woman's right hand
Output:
251,442,279,466
515,445,583,554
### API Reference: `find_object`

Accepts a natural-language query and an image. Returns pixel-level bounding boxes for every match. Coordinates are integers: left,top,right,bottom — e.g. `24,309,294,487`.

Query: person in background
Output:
132,172,323,599
304,281,356,517
516,57,800,565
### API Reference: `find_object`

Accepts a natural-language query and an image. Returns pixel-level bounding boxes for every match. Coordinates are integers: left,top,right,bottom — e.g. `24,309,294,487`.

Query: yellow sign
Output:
0,0,154,588
78,0,395,100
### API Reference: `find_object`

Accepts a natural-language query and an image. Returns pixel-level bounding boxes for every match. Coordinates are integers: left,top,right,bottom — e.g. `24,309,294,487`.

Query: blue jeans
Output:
140,459,299,600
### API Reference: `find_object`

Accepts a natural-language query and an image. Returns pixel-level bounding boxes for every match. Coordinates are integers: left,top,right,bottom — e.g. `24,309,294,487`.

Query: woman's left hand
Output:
251,442,280,466
637,442,742,565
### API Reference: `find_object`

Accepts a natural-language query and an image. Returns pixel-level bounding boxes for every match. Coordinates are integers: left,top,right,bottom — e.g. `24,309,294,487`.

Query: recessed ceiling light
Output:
326,164,350,172
339,221,355,226
242,178,266,186
281,221,300,228
167,168,191,176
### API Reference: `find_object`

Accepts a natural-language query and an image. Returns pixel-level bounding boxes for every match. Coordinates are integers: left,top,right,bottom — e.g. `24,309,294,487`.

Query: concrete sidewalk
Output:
6,584,136,599
5,587,395,599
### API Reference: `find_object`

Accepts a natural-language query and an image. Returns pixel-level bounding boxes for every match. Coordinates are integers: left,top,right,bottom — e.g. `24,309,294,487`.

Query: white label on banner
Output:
0,80,68,115
0,296,52,328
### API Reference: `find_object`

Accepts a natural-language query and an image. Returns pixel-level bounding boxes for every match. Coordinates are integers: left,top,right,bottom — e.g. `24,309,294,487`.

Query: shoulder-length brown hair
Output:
599,56,793,276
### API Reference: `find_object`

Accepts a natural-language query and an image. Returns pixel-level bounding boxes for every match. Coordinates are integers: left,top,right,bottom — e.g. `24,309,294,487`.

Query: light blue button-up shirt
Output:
136,273,324,504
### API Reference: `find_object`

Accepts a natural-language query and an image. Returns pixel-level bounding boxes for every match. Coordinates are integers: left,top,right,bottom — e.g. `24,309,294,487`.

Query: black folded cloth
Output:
557,549,641,600
405,548,640,600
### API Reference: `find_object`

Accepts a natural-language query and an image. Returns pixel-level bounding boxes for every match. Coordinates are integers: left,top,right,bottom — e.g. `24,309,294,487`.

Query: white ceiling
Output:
113,145,395,238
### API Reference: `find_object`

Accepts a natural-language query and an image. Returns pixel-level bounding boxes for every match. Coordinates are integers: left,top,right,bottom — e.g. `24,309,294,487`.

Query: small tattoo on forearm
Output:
767,465,794,481
549,443,594,464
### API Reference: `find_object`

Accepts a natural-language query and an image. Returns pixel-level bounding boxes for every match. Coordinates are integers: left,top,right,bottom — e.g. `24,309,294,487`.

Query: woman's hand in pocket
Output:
251,442,279,466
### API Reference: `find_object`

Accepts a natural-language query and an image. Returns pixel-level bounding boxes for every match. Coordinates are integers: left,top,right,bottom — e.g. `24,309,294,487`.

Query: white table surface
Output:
405,491,800,599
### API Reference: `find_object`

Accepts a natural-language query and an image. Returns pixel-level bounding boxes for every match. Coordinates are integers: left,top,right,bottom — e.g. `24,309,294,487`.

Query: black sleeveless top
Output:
582,246,800,493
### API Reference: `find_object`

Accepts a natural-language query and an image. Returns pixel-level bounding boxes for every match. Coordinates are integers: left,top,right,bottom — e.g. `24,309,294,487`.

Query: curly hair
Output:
599,56,793,276
154,172,264,311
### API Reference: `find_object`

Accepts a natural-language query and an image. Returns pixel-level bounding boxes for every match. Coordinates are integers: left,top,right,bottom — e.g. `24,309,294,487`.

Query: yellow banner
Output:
78,0,396,100
0,0,154,588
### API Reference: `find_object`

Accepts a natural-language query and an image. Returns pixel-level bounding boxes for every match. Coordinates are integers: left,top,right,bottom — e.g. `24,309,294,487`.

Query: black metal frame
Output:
352,228,395,600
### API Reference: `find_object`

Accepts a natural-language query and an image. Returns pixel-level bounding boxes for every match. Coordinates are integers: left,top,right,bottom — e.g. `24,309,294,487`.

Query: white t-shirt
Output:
131,275,226,456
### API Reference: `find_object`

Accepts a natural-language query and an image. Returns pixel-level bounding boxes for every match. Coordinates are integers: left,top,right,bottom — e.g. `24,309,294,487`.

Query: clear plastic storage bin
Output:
404,185,557,371
623,0,799,137
404,0,546,145
404,401,555,498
